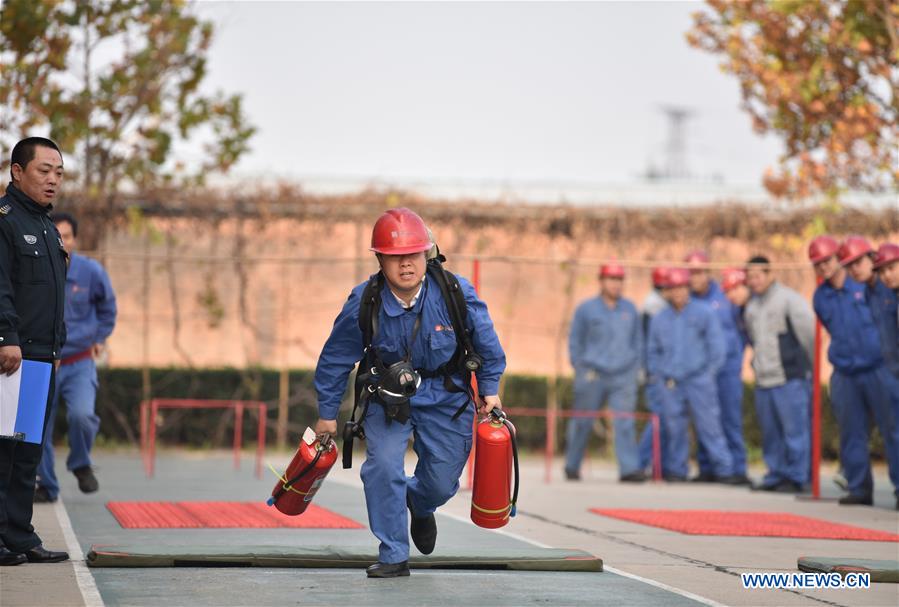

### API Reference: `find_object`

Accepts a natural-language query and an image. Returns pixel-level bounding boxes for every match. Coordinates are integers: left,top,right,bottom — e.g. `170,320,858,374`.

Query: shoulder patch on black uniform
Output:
0,204,11,215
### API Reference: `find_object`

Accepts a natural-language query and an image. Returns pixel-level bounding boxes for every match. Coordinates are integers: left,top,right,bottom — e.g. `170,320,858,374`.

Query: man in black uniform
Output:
0,137,69,566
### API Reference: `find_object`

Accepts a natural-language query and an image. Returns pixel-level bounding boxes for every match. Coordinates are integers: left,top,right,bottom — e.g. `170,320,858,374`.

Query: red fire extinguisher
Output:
267,429,337,516
471,408,519,529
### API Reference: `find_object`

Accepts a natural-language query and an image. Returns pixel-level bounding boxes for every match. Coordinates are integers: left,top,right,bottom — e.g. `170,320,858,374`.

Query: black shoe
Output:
407,495,437,555
619,471,646,483
689,472,716,483
664,474,687,483
366,560,410,578
564,468,581,481
714,475,747,486
21,545,69,563
33,486,57,503
838,493,873,506
772,480,803,493
0,547,27,566
73,466,98,493
750,480,780,491
729,474,752,486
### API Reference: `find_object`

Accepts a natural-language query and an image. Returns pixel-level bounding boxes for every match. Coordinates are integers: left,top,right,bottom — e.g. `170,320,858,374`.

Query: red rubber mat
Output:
107,501,364,529
590,509,899,542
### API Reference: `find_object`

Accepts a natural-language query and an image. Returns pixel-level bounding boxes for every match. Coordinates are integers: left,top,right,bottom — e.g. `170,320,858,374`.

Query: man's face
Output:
688,269,710,295
55,220,76,254
745,267,773,295
664,285,690,309
379,252,426,295
846,255,874,284
725,284,750,307
11,145,64,205
880,260,899,290
814,255,841,282
600,276,623,300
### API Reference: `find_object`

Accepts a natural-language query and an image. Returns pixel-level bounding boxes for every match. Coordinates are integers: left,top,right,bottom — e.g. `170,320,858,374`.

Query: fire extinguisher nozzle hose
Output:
266,497,275,507
503,417,520,520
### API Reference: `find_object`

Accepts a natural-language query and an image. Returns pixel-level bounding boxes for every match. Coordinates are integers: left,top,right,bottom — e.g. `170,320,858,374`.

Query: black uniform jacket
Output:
0,183,67,359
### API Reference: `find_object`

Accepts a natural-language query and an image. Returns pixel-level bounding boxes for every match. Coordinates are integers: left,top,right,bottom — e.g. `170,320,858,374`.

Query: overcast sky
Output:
194,1,784,194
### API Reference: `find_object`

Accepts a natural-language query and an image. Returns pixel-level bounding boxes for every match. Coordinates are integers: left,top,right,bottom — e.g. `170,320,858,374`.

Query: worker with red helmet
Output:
565,261,643,482
743,256,815,492
637,266,672,475
647,267,737,482
812,235,897,508
876,243,899,292
313,208,507,576
684,251,750,485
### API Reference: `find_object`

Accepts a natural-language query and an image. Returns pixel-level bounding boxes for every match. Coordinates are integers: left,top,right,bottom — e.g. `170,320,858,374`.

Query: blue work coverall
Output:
647,299,731,479
867,279,899,418
638,291,668,473
315,274,505,565
693,280,748,478
565,296,642,477
37,253,117,499
814,277,899,499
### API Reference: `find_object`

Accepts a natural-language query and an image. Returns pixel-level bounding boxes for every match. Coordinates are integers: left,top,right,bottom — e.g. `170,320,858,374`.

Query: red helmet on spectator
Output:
874,243,899,269
651,267,670,288
683,249,710,265
837,235,874,266
600,262,625,279
370,208,432,255
663,267,690,288
720,268,747,292
808,235,839,264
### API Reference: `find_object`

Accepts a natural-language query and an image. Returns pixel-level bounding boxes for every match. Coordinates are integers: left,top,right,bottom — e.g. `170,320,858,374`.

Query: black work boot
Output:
838,493,873,506
366,560,410,578
407,494,437,555
73,467,99,493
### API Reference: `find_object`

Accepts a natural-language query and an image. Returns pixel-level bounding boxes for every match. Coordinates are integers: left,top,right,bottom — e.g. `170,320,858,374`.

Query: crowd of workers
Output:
565,239,899,510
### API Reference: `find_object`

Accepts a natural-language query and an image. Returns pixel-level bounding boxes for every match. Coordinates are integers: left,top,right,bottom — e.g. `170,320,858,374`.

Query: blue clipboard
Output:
0,360,52,444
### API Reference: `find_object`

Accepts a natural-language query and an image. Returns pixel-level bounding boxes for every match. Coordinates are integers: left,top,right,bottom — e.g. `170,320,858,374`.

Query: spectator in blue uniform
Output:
811,236,899,508
685,251,750,485
35,213,117,503
565,262,643,482
744,256,814,493
838,236,899,510
647,267,738,483
313,208,506,578
638,267,671,475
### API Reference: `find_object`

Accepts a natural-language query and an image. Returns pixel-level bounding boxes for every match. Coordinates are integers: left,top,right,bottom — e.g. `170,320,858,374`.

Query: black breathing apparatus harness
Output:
342,256,482,469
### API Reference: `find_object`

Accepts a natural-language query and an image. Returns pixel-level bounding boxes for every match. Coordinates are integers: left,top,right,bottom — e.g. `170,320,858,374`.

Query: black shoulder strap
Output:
426,259,475,357
358,272,383,348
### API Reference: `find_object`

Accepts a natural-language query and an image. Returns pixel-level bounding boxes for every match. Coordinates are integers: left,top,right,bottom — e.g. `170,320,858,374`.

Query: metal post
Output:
234,402,244,470
651,415,662,481
256,404,267,479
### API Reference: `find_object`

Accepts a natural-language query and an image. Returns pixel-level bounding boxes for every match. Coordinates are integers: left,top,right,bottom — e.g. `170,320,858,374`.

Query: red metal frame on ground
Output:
140,399,267,479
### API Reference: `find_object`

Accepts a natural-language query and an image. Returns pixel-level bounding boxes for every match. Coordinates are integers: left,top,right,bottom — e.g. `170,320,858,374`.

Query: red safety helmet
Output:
651,267,670,288
370,208,433,255
874,243,899,269
720,267,746,292
837,235,874,266
663,267,690,288
599,262,625,279
808,235,839,264
683,249,710,265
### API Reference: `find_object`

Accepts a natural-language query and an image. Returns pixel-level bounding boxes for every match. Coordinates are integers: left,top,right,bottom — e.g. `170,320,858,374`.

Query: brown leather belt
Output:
60,348,93,366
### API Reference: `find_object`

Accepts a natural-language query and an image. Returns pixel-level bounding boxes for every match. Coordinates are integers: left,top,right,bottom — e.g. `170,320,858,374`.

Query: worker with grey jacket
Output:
743,256,815,492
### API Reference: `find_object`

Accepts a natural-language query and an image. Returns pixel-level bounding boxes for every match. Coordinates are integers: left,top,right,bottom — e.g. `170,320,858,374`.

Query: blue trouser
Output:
638,379,668,474
565,368,640,476
697,366,747,477
37,358,100,499
754,379,811,487
658,373,732,478
831,367,899,497
360,400,473,565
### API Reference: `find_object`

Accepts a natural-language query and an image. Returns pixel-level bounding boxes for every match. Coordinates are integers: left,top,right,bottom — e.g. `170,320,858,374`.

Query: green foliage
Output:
0,0,255,193
48,367,857,464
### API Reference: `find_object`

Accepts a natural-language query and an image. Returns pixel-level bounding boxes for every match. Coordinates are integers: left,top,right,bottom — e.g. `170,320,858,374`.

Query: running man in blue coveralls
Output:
313,208,506,578
684,251,750,485
565,262,643,482
647,267,739,483
810,236,899,508
838,236,899,510
35,213,116,503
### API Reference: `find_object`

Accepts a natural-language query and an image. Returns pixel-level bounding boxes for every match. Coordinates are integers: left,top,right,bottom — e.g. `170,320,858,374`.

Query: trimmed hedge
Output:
48,367,876,461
